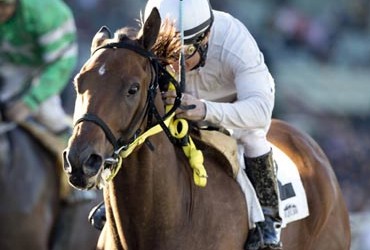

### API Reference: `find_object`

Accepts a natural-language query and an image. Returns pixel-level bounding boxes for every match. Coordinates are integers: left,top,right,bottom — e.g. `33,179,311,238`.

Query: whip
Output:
178,0,186,92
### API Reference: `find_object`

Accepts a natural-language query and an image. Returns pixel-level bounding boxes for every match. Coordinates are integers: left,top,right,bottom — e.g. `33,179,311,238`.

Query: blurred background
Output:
62,1,370,249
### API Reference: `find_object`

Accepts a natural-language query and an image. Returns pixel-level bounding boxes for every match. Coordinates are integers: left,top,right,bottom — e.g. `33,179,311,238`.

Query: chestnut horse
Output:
63,8,350,250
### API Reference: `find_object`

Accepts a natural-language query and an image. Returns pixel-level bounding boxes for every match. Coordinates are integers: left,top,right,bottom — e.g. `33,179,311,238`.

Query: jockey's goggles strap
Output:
190,42,209,71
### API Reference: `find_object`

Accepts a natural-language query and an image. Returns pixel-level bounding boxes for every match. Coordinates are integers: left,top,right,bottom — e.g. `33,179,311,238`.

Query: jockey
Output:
0,0,76,142
144,0,282,249
0,0,92,203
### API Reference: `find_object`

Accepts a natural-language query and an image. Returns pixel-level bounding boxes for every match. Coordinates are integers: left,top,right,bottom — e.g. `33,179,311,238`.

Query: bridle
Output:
74,40,184,180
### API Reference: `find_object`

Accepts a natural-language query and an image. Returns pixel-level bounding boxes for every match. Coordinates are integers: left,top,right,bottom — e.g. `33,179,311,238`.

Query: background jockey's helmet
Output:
144,0,213,45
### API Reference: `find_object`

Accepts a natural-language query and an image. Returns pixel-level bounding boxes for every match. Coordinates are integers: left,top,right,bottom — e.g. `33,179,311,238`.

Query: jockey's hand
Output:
162,90,206,121
5,100,32,123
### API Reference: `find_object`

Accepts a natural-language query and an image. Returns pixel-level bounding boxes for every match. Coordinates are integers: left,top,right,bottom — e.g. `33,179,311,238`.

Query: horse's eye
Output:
128,83,140,95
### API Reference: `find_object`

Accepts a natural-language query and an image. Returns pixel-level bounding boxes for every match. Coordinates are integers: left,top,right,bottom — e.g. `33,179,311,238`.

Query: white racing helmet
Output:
144,0,213,44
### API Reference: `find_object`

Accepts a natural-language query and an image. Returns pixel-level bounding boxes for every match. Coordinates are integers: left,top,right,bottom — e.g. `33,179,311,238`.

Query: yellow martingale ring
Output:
169,118,189,139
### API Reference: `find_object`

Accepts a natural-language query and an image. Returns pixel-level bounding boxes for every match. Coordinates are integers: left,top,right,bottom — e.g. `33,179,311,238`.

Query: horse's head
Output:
63,8,164,190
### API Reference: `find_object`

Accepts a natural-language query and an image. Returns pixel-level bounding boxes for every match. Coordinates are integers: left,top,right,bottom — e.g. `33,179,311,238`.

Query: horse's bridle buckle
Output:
104,157,119,169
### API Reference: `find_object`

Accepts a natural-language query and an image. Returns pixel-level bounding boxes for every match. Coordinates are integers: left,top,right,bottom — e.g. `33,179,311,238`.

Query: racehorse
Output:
63,8,351,250
0,82,100,249
0,123,58,250
0,114,101,250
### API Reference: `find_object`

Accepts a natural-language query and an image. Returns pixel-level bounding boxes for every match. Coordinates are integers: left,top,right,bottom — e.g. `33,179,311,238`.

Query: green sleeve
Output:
22,0,78,110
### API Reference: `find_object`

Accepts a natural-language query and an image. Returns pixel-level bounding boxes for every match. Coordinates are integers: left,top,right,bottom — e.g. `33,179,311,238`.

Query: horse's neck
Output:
104,133,250,249
109,133,190,227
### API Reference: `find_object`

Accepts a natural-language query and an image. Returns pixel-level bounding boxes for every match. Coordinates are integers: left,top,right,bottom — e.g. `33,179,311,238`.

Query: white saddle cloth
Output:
236,143,309,228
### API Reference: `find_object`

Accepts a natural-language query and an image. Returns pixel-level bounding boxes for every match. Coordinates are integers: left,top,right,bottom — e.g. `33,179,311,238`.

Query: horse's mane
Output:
112,19,181,65
151,19,181,64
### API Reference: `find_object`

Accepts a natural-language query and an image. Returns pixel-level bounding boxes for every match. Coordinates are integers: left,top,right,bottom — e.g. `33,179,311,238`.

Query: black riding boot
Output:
244,150,282,250
88,201,106,231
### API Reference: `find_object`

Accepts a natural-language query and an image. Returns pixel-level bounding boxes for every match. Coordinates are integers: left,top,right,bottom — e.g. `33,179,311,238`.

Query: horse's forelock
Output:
152,20,181,64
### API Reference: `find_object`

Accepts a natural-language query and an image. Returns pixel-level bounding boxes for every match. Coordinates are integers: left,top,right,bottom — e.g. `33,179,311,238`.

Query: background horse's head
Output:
63,8,162,190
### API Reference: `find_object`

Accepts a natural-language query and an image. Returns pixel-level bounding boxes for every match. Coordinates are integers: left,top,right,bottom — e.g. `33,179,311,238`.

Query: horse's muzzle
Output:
63,148,104,189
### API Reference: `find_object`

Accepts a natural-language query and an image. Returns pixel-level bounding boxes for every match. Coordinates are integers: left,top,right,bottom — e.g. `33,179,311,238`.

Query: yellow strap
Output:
166,81,207,187
118,112,175,158
182,136,208,187
165,80,176,113
105,112,175,181
106,80,208,187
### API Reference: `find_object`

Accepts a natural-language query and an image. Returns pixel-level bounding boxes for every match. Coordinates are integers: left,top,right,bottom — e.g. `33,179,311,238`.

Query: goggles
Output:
182,27,210,60
183,43,200,59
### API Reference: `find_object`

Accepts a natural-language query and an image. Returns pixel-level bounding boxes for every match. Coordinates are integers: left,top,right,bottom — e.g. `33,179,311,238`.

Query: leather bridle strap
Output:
74,113,119,150
93,42,156,60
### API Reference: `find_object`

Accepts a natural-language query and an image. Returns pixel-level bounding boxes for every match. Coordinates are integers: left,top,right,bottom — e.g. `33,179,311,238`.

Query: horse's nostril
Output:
63,149,72,174
86,154,103,168
83,154,103,177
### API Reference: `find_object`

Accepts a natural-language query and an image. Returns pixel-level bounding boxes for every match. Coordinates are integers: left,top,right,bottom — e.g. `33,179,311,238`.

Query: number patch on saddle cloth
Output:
272,144,310,226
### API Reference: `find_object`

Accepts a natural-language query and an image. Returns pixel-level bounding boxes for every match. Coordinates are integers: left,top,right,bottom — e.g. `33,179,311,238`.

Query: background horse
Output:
0,117,101,250
0,124,59,250
0,89,100,248
0,118,101,250
63,8,351,250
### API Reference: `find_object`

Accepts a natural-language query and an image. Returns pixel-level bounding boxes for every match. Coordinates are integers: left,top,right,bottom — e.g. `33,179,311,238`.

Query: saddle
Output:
197,129,240,178
18,119,67,159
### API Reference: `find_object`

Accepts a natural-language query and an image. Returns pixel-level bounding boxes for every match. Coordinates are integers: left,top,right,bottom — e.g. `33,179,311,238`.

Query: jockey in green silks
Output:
0,0,94,203
0,0,77,138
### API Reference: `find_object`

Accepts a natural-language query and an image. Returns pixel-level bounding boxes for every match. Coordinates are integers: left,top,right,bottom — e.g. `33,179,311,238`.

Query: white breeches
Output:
34,95,71,133
238,128,271,158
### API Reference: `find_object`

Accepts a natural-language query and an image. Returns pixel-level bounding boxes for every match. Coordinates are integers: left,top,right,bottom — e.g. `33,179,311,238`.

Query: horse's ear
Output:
91,26,112,55
139,7,161,50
